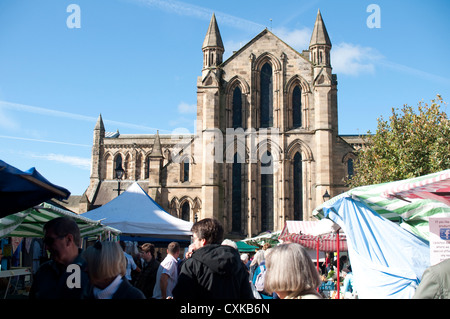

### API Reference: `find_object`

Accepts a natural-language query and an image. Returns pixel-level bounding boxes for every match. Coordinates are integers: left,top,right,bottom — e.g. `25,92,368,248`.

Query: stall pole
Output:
336,231,340,299
316,237,320,293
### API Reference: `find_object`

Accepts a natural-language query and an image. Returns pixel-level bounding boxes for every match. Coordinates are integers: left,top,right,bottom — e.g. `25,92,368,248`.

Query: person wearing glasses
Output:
83,241,145,299
29,217,91,299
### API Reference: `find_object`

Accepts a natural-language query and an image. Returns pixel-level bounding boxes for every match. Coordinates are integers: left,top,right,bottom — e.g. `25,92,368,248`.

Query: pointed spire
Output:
203,13,224,50
309,9,331,48
150,130,163,158
94,114,105,131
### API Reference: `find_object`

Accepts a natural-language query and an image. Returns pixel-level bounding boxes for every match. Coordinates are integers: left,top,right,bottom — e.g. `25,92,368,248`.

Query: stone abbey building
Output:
82,11,360,238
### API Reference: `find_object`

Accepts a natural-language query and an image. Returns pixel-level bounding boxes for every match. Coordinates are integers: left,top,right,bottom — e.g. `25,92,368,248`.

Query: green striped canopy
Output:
313,170,450,242
0,202,121,239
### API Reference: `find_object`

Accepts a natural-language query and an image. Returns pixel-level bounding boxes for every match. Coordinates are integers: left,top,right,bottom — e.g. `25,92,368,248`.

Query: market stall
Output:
0,160,70,218
0,202,120,239
310,171,450,298
82,182,193,243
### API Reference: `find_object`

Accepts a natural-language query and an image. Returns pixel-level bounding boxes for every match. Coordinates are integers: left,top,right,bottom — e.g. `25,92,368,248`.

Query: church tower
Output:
197,13,225,220
310,10,338,203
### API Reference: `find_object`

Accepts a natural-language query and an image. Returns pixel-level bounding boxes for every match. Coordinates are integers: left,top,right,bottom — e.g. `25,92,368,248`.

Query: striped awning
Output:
0,202,121,239
313,170,450,242
382,169,450,206
278,221,347,252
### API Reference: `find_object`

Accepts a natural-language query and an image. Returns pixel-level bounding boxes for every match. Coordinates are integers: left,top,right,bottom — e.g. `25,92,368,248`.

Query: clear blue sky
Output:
1,0,449,196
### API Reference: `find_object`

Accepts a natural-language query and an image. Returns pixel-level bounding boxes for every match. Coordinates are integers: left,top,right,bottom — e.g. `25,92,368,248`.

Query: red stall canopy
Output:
278,220,347,252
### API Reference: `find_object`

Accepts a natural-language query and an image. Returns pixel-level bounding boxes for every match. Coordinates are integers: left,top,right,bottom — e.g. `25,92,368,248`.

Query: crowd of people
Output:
25,215,449,300
27,216,328,300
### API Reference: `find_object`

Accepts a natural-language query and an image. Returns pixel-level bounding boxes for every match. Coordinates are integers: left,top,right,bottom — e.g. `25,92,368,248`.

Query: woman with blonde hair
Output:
83,241,145,299
264,243,322,299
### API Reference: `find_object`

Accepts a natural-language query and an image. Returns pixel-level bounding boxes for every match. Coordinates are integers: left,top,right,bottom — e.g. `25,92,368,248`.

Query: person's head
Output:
221,239,238,250
167,241,180,258
191,218,224,250
139,243,155,262
83,241,126,289
250,249,265,267
43,217,81,266
264,243,321,299
240,253,249,264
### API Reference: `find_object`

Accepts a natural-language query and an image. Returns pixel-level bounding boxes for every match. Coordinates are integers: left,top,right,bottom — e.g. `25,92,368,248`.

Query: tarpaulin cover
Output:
313,171,450,242
322,196,430,298
0,160,70,218
82,182,193,240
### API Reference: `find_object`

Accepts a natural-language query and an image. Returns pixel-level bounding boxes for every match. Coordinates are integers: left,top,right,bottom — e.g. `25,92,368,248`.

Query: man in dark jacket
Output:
134,243,160,298
172,218,254,299
29,217,90,299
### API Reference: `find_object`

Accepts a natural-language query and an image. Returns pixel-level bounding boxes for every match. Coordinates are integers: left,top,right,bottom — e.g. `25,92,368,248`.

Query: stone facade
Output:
82,11,359,238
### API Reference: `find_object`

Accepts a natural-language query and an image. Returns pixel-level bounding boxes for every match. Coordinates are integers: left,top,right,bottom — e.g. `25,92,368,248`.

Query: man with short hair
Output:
153,242,180,299
134,243,160,298
29,217,90,299
173,218,254,299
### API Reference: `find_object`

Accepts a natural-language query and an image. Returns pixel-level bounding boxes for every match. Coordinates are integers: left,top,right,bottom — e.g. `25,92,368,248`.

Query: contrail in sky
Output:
0,100,171,133
130,0,265,32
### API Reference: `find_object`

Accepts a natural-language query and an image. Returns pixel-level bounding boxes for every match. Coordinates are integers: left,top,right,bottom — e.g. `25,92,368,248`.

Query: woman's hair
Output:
264,243,321,297
83,241,126,280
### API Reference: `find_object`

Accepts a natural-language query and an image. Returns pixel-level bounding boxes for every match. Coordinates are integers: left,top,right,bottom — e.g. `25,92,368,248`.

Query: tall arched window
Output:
347,158,354,179
260,63,273,128
181,202,190,221
182,158,189,182
260,151,273,231
232,153,242,233
292,85,302,128
115,154,123,175
293,152,303,220
232,86,242,129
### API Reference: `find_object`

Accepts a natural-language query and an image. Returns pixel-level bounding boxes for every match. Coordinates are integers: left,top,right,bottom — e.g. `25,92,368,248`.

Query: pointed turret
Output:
91,114,105,182
202,13,224,75
94,114,105,132
309,9,332,67
150,130,163,158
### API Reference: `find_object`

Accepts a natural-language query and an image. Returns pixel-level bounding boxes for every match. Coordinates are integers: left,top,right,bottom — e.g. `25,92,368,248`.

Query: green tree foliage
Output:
348,95,450,188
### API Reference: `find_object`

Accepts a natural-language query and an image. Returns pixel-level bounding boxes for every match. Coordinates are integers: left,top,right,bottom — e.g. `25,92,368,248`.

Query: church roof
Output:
221,28,310,68
309,9,331,47
202,13,224,49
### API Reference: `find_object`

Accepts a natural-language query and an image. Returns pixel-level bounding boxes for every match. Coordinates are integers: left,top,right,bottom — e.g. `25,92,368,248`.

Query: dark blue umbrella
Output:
0,160,70,218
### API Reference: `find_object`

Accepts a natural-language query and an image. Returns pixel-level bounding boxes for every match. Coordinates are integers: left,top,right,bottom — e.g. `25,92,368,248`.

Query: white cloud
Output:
273,27,311,52
177,101,196,114
332,42,382,76
29,153,91,170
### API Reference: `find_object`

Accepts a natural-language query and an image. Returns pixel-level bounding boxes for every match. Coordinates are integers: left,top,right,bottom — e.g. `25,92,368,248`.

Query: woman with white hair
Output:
264,243,322,299
83,241,146,299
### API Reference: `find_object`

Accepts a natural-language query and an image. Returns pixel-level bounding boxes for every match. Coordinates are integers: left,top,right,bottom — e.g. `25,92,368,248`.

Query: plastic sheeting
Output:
323,196,430,299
